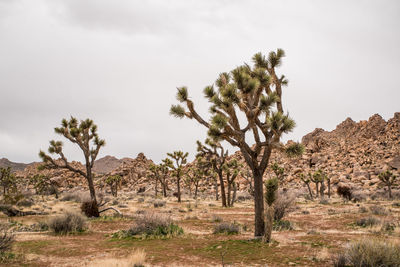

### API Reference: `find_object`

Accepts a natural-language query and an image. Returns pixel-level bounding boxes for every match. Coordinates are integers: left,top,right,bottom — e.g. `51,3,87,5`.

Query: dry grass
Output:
86,249,146,267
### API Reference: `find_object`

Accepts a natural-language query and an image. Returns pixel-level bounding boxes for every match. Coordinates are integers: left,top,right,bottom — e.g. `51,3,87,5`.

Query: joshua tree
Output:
148,163,169,197
241,168,254,197
299,173,313,200
29,174,59,199
163,151,188,202
378,170,398,199
105,175,121,197
39,117,105,217
223,159,240,207
0,167,17,196
185,158,208,200
196,139,229,207
271,162,285,183
171,49,299,237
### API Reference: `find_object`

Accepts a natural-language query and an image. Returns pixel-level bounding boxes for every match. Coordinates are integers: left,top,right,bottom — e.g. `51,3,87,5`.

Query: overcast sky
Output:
1,0,399,164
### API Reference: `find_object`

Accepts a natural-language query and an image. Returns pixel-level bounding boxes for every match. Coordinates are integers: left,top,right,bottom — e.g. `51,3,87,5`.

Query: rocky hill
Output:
0,158,32,172
93,155,125,174
233,113,400,192
12,112,400,195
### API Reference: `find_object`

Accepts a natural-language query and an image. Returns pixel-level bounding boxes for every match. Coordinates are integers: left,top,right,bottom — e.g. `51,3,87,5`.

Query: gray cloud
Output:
1,0,399,164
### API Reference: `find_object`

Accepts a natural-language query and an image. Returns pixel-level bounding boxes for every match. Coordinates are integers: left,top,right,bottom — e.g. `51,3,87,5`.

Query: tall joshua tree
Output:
39,117,105,217
170,49,299,237
163,151,188,202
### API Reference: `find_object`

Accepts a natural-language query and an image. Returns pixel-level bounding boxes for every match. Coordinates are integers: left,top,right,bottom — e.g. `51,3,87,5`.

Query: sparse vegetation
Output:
115,211,183,239
213,222,240,235
47,211,87,234
333,239,400,267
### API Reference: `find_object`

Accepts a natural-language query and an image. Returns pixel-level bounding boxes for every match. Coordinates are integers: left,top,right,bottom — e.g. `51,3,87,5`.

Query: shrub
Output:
210,214,223,222
333,239,400,267
352,191,367,202
355,216,380,227
337,185,352,200
0,227,14,253
319,198,329,205
381,221,396,233
81,200,100,217
274,190,297,221
47,211,87,234
273,220,293,231
213,222,240,235
369,205,388,215
359,206,368,213
137,198,144,203
119,212,183,238
60,191,87,202
153,200,166,208
16,199,34,207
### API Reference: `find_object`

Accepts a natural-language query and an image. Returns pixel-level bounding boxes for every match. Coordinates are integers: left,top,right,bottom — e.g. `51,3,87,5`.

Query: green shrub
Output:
47,211,87,234
333,239,400,267
213,222,240,235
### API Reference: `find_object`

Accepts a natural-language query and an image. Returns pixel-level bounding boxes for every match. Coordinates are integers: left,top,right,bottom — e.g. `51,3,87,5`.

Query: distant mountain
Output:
93,155,125,174
0,158,32,172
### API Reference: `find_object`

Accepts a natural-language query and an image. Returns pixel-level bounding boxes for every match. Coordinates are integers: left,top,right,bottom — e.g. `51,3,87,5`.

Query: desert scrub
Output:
355,216,380,228
210,214,223,222
47,211,87,234
153,200,166,208
333,239,400,267
213,222,240,235
273,220,294,231
113,211,183,239
273,190,297,221
0,225,15,262
369,205,388,215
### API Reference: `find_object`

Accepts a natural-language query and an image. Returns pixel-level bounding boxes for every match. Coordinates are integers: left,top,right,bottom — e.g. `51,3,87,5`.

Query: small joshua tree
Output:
148,163,169,197
163,151,188,202
39,117,105,217
223,159,240,207
29,174,59,199
271,163,285,183
299,173,313,200
197,139,232,207
185,159,208,200
105,175,121,197
378,170,398,199
171,49,299,237
0,167,17,196
241,168,255,197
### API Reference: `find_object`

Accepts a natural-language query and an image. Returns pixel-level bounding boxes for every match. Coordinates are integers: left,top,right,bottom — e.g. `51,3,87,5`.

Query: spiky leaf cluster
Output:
378,170,397,186
171,49,295,176
39,117,105,179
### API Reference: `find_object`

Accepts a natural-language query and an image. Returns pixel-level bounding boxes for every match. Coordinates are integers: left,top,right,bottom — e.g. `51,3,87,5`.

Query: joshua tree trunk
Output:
388,185,392,199
214,178,219,201
177,175,181,202
218,171,227,207
194,182,199,200
327,179,331,198
306,183,314,200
